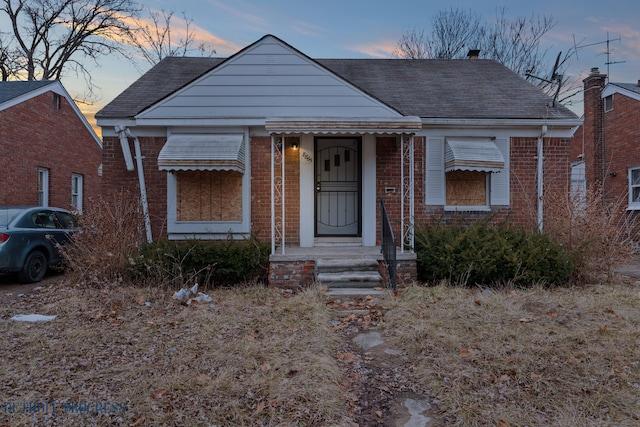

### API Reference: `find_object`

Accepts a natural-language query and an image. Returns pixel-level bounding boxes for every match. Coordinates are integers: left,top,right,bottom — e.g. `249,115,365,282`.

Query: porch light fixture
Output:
291,141,299,150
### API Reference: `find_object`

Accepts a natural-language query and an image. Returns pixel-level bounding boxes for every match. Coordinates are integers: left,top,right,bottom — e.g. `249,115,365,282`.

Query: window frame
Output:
444,170,491,212
71,174,83,211
604,94,613,112
164,132,251,240
38,168,49,207
628,166,640,210
425,136,510,211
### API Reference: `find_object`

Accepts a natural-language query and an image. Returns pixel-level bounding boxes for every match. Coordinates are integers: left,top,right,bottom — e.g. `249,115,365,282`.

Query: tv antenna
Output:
573,32,624,78
526,51,563,107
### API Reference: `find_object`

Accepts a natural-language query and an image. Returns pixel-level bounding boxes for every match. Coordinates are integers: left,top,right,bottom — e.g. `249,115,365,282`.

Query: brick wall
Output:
0,92,102,209
101,135,167,239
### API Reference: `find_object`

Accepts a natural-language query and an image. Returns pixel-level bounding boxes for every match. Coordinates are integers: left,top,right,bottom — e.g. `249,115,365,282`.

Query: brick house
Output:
96,35,580,287
570,68,640,217
0,80,102,211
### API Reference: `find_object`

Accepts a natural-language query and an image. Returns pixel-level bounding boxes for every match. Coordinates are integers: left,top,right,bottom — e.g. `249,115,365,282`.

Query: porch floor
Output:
269,245,416,262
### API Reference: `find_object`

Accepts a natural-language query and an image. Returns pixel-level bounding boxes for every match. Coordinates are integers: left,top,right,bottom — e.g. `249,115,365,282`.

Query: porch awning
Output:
265,116,423,134
158,134,245,172
445,138,505,173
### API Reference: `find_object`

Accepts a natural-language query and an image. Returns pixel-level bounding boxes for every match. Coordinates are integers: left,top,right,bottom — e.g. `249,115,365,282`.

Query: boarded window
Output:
446,170,487,206
177,170,242,221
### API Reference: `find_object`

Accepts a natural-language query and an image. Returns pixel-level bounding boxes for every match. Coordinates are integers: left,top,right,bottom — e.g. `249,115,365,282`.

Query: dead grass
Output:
3,278,640,426
385,282,640,426
0,282,348,427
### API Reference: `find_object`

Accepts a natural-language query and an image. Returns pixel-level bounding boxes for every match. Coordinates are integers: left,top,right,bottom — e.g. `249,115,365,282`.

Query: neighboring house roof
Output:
0,80,56,105
602,82,640,103
0,80,102,147
96,34,578,122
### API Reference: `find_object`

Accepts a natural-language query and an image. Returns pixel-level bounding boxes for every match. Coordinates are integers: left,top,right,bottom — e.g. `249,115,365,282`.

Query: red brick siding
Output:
0,92,102,209
101,136,167,239
604,93,640,205
250,136,272,242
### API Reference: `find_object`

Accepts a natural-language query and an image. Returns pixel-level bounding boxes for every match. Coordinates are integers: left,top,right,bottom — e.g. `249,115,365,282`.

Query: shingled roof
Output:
0,80,57,105
96,53,577,121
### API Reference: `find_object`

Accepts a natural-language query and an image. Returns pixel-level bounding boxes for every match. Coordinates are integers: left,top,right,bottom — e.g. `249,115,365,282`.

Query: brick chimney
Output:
582,67,607,186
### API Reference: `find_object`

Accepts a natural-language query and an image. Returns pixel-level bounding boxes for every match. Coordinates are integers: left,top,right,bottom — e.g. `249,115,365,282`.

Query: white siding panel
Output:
147,106,396,119
139,36,399,120
425,137,445,205
179,85,356,97
489,137,510,205
160,95,381,108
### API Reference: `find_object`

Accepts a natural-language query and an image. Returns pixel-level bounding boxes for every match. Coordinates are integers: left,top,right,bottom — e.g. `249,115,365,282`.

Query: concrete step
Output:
315,258,379,273
316,272,382,288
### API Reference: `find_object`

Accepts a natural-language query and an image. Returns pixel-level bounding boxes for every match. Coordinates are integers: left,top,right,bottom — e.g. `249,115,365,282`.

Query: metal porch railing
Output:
380,198,397,291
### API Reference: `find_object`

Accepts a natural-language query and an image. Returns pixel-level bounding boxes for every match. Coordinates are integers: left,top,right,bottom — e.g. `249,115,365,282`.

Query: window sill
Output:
444,206,491,212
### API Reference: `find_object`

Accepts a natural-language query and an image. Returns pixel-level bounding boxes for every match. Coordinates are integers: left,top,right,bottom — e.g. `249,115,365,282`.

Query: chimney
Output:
467,49,480,59
582,67,607,187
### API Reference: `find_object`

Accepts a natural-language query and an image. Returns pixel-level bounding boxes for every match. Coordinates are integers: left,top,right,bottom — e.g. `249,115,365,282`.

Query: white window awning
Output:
445,138,505,173
158,134,245,172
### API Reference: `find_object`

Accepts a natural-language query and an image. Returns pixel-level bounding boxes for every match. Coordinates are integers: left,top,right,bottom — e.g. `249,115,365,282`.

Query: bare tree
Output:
394,8,574,97
396,8,484,60
0,0,138,84
126,7,216,67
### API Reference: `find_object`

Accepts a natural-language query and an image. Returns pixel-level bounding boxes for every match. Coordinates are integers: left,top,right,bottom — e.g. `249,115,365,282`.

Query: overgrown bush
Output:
127,234,270,289
543,185,638,284
414,217,572,287
61,191,146,284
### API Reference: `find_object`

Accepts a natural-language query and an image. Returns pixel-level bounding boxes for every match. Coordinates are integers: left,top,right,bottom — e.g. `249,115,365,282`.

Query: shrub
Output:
543,186,638,284
61,191,146,284
414,217,572,287
127,234,270,289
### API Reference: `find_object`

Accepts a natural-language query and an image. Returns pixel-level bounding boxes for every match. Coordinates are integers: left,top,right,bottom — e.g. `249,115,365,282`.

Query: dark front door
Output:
315,137,361,236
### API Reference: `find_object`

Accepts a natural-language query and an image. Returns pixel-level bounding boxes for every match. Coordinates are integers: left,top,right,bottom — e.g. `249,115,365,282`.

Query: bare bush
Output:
61,191,146,285
543,185,638,283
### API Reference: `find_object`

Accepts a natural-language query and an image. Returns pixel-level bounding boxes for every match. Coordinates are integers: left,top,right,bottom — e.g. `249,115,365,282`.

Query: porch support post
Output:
401,134,415,253
271,135,285,255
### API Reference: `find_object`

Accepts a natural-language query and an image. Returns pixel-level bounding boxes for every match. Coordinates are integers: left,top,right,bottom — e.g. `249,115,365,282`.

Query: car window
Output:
0,209,23,227
54,212,79,229
31,212,57,228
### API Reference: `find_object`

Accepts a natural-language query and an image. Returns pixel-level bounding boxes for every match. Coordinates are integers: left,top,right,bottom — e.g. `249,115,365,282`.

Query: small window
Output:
446,170,489,208
71,174,83,211
38,168,49,207
628,166,640,209
176,170,242,221
604,95,613,112
53,93,60,109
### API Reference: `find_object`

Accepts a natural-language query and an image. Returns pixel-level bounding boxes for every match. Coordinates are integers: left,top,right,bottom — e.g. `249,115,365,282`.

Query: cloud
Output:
347,39,399,58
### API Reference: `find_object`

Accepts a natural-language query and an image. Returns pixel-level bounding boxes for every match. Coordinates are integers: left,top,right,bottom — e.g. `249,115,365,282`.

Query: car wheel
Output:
18,251,47,284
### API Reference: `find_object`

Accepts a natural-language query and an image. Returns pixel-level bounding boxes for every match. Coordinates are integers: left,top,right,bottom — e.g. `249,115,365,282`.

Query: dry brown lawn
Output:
385,282,640,426
1,278,639,426
0,282,348,427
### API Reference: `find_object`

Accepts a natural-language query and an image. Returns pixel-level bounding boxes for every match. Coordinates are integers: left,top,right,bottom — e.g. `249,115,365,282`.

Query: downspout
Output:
115,125,153,243
537,125,547,232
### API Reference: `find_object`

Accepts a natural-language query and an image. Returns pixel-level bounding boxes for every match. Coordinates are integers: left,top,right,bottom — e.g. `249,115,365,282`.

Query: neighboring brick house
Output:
570,68,640,218
0,80,102,211
96,34,580,287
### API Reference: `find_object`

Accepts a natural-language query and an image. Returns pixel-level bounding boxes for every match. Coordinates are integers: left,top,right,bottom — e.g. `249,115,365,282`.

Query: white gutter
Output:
116,125,153,243
537,125,547,232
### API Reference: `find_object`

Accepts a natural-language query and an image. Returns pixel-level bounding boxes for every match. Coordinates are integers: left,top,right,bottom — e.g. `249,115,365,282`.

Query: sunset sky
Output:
60,0,640,130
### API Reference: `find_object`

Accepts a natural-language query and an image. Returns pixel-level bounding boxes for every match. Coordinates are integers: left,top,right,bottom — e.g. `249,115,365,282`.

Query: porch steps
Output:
315,257,387,299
